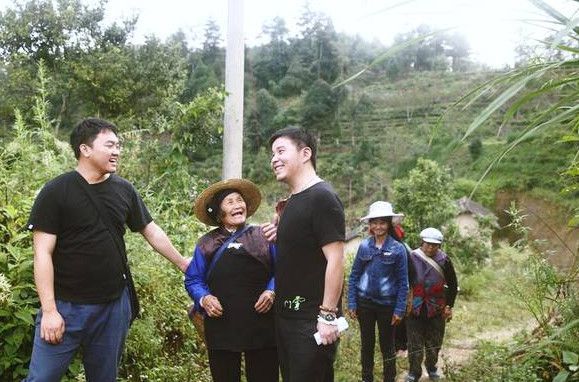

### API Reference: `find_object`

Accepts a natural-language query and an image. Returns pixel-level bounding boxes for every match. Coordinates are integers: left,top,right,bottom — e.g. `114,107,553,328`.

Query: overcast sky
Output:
1,0,578,67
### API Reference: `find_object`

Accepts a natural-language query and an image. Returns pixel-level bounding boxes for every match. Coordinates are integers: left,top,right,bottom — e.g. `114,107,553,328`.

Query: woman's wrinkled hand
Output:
202,294,223,318
443,305,453,321
391,313,402,326
347,308,357,319
255,290,275,313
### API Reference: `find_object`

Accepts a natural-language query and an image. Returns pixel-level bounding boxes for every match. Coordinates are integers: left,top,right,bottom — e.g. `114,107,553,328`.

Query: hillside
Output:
246,69,577,229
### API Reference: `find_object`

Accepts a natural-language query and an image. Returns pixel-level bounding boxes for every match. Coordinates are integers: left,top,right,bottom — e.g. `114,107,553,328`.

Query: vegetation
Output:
0,0,577,380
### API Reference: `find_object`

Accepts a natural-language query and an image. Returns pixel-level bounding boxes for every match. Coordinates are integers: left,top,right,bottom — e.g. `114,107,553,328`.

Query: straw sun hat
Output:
194,178,262,226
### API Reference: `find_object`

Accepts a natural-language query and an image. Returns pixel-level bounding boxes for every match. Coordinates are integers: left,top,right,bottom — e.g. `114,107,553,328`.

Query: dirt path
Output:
395,320,534,381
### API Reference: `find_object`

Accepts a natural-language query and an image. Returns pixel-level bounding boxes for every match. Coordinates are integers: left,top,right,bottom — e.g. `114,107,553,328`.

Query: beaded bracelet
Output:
319,305,338,313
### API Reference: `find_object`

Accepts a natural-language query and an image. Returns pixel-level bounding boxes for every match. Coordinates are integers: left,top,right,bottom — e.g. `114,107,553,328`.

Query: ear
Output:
300,146,312,164
79,143,91,158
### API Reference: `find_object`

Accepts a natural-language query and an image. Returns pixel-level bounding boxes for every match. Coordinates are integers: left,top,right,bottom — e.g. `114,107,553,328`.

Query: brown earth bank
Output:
494,190,578,272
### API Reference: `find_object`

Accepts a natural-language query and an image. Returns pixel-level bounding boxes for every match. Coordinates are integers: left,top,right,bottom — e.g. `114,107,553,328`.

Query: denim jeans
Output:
24,287,131,382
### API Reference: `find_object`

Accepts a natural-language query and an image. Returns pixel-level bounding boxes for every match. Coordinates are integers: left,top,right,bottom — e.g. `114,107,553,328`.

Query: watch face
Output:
322,312,336,321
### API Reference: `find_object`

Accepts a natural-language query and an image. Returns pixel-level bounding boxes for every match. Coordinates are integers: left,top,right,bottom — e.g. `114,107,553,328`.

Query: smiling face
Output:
368,217,389,240
80,129,121,174
218,192,247,230
270,136,309,185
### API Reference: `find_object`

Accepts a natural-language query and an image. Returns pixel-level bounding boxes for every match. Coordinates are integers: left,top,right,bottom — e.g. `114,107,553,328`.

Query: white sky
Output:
1,0,578,68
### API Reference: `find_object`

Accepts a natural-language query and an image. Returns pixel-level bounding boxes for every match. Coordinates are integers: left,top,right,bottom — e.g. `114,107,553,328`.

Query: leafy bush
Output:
393,158,457,247
0,73,213,380
0,102,75,379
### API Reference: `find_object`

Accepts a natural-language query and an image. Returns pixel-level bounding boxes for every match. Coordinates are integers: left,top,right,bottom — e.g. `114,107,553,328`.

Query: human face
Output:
218,192,247,230
421,241,441,257
271,136,308,184
369,218,389,240
81,129,121,174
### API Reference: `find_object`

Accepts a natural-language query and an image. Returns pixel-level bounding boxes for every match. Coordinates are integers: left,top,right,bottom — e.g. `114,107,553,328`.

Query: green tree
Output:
0,0,143,127
182,55,220,101
393,158,457,246
251,17,290,89
295,6,342,83
301,79,340,133
246,88,279,152
200,18,224,81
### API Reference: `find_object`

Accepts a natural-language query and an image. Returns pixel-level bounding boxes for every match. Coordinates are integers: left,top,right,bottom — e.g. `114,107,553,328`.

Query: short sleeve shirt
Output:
27,171,152,303
274,181,345,319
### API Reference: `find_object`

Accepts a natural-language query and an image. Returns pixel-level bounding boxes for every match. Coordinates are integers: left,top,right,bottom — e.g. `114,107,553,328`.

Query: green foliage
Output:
453,178,495,208
468,138,483,161
443,219,494,271
393,158,456,247
445,342,542,382
0,105,72,379
246,88,280,151
168,86,226,161
301,79,341,133
0,62,220,379
448,0,579,226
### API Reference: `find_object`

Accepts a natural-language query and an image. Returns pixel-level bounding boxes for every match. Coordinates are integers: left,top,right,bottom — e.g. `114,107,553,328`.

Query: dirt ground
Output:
394,319,534,381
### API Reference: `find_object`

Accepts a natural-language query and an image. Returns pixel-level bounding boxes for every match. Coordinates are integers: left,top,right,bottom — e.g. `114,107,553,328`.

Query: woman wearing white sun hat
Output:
347,201,409,382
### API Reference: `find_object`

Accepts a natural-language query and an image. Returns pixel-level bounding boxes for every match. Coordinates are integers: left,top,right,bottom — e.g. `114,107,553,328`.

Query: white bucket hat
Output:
360,201,403,222
420,227,444,244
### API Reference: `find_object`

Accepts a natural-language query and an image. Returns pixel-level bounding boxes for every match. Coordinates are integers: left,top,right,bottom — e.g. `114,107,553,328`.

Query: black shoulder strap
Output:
74,172,127,264
206,225,251,280
74,172,140,321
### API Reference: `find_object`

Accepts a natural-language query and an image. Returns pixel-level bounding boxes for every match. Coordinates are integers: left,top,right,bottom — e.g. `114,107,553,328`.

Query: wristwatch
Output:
319,311,336,321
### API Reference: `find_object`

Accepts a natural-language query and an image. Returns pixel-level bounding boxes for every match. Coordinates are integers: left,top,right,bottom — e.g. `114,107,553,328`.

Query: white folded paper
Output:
314,316,349,345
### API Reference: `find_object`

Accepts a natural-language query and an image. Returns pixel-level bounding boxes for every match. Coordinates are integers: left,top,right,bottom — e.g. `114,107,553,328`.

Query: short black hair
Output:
269,126,317,170
70,118,118,159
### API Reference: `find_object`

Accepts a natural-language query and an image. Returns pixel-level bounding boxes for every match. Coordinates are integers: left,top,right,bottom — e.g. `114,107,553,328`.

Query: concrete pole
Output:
222,0,245,179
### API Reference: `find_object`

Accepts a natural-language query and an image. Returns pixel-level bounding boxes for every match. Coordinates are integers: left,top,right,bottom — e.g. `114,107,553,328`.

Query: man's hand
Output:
261,213,279,242
201,294,223,318
317,321,339,345
254,290,275,313
40,309,65,344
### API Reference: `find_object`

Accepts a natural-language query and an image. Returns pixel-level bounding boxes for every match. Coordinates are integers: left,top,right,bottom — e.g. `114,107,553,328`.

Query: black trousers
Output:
357,305,396,382
406,314,446,379
275,316,338,382
208,347,279,382
394,317,408,351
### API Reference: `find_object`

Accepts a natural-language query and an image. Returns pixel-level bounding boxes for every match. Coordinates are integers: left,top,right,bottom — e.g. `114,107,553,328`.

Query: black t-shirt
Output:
27,171,152,303
274,181,345,319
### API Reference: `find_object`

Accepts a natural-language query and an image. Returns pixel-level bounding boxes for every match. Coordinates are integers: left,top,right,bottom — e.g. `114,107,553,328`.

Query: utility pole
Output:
222,0,244,179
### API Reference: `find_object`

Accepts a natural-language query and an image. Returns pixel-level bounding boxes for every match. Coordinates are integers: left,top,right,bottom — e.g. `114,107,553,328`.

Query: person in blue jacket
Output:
184,178,279,382
347,201,409,382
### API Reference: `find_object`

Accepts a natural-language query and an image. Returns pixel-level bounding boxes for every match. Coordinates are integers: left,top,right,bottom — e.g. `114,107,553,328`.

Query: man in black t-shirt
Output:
24,118,189,381
269,126,345,382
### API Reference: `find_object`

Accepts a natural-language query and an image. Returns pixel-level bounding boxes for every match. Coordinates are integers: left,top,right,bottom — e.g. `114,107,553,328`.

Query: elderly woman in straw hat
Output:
347,201,409,382
185,179,278,382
